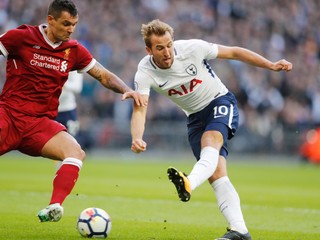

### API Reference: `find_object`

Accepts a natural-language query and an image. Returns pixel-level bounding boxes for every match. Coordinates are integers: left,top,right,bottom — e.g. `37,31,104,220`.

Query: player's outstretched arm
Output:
87,62,146,106
217,45,293,72
131,96,149,153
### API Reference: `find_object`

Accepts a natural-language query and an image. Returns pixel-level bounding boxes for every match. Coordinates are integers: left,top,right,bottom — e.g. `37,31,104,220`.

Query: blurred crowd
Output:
0,0,319,153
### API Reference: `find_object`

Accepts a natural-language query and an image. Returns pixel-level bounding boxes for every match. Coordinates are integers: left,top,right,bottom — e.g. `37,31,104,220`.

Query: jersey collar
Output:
39,24,63,49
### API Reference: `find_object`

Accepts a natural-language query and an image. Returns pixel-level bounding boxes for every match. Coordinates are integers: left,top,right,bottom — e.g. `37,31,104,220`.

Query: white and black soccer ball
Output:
77,207,112,238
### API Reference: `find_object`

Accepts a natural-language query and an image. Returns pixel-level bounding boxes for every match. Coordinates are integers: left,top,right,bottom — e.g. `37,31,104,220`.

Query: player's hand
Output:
271,59,293,72
122,91,147,107
131,139,147,153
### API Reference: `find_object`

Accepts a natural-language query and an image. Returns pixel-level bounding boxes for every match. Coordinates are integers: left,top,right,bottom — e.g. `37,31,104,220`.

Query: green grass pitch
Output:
0,152,319,239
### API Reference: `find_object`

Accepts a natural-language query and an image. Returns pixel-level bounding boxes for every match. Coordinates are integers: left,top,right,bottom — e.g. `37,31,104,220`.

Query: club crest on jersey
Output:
185,64,197,76
63,48,71,60
60,60,68,72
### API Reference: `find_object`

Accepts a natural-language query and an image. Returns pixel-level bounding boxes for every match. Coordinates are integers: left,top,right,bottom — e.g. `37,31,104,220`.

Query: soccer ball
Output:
77,207,112,238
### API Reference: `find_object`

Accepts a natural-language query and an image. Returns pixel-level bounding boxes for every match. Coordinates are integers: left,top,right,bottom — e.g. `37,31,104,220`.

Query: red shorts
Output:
0,106,66,156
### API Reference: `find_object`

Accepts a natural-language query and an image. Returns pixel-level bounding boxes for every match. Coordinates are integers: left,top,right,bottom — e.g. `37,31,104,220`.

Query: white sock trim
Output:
61,157,83,170
211,175,229,189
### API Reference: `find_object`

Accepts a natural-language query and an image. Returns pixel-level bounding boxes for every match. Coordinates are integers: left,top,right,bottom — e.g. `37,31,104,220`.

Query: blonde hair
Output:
141,19,174,48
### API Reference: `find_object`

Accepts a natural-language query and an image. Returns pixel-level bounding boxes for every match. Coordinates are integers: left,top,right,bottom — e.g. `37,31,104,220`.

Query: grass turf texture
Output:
0,152,319,239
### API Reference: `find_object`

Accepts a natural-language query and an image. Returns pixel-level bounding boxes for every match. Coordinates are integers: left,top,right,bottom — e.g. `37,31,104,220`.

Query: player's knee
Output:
201,130,224,149
67,145,86,161
76,148,86,161
212,131,224,147
72,138,86,160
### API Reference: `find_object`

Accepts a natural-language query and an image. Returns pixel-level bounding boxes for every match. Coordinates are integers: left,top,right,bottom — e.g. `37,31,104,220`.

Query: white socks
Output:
187,146,219,191
212,176,248,234
56,158,83,170
186,147,248,234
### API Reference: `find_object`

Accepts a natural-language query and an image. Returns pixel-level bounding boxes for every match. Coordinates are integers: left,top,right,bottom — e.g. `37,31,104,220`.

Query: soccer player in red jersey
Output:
0,0,145,222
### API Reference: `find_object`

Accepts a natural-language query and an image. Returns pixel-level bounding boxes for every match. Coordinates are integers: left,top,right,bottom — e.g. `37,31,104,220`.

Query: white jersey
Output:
58,71,83,112
134,39,228,116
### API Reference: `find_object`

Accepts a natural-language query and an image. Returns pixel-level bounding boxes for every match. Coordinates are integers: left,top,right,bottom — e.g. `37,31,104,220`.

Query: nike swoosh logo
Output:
214,115,225,119
159,81,168,88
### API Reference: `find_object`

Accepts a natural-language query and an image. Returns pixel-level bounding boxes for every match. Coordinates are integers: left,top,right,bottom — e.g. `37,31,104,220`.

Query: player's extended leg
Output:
187,130,222,190
210,156,251,240
37,131,85,222
168,130,222,201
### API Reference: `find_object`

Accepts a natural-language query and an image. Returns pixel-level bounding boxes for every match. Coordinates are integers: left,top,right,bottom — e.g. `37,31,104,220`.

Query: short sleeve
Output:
192,39,218,60
134,68,151,96
0,28,25,56
73,43,96,73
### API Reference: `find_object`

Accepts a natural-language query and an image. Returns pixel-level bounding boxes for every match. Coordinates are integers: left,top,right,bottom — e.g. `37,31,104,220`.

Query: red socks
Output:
49,158,83,205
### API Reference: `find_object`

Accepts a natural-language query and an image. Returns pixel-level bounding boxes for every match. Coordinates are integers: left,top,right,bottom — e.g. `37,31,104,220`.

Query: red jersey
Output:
0,24,95,119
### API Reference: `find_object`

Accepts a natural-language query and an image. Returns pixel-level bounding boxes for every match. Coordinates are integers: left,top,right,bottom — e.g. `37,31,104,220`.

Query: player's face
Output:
146,31,174,69
47,11,78,43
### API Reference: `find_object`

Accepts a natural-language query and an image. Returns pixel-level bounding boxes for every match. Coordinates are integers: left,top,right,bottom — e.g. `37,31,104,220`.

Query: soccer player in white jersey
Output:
55,71,83,170
57,71,83,137
130,19,292,240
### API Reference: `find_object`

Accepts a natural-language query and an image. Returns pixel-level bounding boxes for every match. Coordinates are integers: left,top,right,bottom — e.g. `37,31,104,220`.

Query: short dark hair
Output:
48,0,78,19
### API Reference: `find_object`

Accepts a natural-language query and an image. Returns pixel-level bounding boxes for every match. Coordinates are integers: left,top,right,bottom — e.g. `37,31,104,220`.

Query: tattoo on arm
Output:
88,62,131,94
88,62,104,82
